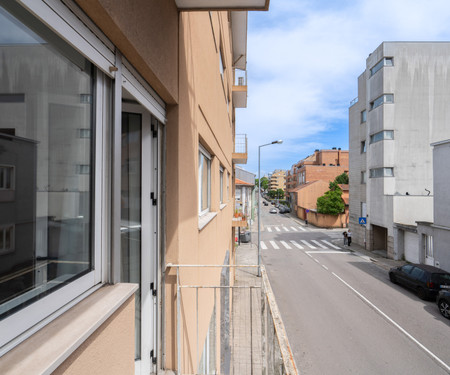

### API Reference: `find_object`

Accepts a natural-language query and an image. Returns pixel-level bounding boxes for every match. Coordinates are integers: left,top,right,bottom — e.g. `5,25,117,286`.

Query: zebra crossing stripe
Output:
267,227,272,232
290,227,298,232
312,240,328,249
321,240,341,250
270,241,279,249
280,241,292,249
301,240,316,249
283,227,289,232
260,241,268,250
290,240,304,249
275,227,281,232
298,226,307,232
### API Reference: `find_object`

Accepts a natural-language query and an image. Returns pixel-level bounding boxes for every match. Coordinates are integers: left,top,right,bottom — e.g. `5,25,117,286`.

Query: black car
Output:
263,201,268,206
437,290,450,319
389,264,450,300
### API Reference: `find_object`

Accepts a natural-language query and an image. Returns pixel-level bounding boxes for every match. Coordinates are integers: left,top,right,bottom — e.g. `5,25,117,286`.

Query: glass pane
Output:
121,112,142,360
0,2,93,319
201,154,209,211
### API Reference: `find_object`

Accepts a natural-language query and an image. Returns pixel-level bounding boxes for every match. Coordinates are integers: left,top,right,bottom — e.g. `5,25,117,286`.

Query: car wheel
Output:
417,287,427,300
438,299,450,319
389,273,396,284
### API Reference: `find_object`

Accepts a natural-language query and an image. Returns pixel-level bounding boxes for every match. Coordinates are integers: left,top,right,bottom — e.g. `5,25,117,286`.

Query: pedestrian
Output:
347,230,352,246
342,231,348,245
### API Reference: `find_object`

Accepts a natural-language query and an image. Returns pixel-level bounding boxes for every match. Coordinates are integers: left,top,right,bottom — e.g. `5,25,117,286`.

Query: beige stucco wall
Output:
53,296,135,375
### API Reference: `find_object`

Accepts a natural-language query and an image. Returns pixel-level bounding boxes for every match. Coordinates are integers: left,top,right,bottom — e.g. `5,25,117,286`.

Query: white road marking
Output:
306,250,350,255
270,241,279,249
314,258,320,264
322,265,329,270
260,241,268,250
290,240,304,249
290,227,298,232
301,240,316,249
297,226,307,232
321,240,341,250
280,241,292,249
332,272,450,373
283,227,289,232
275,227,281,232
312,240,328,249
267,227,272,232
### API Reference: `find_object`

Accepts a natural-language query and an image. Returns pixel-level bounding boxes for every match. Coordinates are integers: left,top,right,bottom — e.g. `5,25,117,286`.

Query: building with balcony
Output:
349,42,450,260
0,1,268,374
268,169,286,192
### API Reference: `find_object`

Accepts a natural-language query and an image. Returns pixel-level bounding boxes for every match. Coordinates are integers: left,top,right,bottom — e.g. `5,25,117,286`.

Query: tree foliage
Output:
334,172,349,185
316,184,344,215
255,176,269,191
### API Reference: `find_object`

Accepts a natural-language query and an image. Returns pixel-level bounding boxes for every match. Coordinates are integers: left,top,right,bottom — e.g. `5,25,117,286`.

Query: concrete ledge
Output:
0,283,138,375
198,211,217,230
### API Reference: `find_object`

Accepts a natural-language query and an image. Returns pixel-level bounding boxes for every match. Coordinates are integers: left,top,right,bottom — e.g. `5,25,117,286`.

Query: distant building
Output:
268,169,286,192
349,42,450,259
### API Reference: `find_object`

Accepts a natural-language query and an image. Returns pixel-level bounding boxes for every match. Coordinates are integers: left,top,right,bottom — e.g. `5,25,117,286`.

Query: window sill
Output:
220,203,227,210
198,211,217,231
0,283,138,375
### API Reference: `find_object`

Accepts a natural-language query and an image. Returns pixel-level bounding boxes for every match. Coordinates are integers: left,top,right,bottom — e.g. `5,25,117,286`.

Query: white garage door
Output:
404,231,420,263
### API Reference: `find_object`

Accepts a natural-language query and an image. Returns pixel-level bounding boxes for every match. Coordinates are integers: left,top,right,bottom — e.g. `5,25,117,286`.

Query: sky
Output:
237,0,450,177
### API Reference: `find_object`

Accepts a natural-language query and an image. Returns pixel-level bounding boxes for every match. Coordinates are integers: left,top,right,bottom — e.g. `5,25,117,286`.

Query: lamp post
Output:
258,140,283,276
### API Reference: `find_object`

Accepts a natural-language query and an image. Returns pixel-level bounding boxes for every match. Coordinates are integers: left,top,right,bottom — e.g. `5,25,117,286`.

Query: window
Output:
220,167,224,204
370,130,394,144
423,234,433,258
369,167,394,178
361,141,366,153
370,57,393,76
227,172,230,201
76,164,91,174
361,202,367,218
361,171,367,184
0,166,14,190
199,145,211,215
370,94,394,110
361,110,367,123
219,48,225,79
0,225,14,255
78,129,91,138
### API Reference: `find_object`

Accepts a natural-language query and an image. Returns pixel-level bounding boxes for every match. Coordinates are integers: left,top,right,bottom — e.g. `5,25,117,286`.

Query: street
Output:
258,203,450,375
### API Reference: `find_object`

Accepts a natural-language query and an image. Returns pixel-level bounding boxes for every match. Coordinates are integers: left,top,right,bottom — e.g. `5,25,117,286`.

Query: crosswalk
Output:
260,239,343,251
266,225,308,233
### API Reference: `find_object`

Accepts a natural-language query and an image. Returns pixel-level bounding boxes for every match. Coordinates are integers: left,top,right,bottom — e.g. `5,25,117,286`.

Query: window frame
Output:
370,130,394,144
369,167,394,178
361,140,366,153
0,165,15,190
219,166,224,204
0,224,15,255
361,171,367,184
199,144,211,216
370,94,394,110
360,110,367,124
370,57,394,76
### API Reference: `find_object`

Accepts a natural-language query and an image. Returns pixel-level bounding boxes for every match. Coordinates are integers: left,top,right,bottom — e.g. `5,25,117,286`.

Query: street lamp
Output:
258,139,283,276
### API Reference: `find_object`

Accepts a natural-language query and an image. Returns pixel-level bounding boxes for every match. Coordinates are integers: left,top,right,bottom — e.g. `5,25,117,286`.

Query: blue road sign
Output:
359,217,367,225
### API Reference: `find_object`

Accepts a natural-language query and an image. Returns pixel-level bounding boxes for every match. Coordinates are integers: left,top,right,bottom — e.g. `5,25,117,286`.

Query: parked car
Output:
437,290,450,319
263,201,268,206
269,208,277,214
389,263,450,300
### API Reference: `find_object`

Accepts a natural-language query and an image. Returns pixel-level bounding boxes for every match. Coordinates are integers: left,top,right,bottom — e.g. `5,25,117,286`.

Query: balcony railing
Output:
232,68,248,108
349,97,358,107
233,134,248,164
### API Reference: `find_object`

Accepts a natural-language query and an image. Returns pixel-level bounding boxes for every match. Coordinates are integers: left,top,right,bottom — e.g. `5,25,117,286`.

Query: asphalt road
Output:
259,203,450,375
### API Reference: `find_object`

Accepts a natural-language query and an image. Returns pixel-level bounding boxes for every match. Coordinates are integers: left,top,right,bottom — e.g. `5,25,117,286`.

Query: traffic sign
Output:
359,217,367,225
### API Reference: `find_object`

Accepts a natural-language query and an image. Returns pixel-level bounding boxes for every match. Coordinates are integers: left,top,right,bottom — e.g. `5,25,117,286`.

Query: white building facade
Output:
349,42,450,260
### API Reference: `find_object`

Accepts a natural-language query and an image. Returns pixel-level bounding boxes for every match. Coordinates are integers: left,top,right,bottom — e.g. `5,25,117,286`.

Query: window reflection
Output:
0,2,93,319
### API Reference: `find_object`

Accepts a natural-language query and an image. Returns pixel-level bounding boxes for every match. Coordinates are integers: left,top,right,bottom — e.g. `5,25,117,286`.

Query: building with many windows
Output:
349,42,450,260
0,0,268,374
268,169,286,192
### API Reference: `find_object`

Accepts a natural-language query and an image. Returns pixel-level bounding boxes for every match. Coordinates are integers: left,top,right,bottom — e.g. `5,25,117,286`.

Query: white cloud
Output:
238,0,450,174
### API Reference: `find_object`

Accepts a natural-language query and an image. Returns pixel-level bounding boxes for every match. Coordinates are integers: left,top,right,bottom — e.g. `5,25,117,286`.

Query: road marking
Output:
306,250,350,255
267,227,272,232
332,272,450,373
314,258,320,264
270,241,279,249
280,241,292,249
312,240,328,249
321,240,341,250
260,241,268,250
283,227,289,232
322,265,329,270
290,240,304,249
275,227,281,232
297,226,307,232
290,227,298,232
301,240,316,249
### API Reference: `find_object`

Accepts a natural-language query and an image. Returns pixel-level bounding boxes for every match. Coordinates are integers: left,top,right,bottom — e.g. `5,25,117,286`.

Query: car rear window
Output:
432,273,450,285
410,267,427,282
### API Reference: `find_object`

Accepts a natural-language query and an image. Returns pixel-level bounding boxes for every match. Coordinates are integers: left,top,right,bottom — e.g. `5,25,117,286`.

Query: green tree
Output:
334,172,349,185
255,176,269,191
276,188,285,199
268,189,277,198
316,184,344,215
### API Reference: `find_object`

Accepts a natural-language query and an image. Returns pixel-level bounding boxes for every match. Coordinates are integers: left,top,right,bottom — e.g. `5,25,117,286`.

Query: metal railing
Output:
166,263,298,375
349,97,358,107
234,134,247,154
234,68,247,86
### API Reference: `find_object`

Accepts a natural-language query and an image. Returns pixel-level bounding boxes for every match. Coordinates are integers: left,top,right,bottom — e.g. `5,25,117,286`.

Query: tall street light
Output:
258,139,283,276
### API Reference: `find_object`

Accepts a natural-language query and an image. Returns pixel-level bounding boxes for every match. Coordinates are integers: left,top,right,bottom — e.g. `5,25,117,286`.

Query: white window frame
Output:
369,167,394,178
370,130,394,144
370,57,394,76
199,144,211,216
370,94,394,110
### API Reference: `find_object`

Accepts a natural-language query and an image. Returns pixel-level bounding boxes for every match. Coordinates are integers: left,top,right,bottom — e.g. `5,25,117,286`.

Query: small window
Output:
0,225,14,255
423,234,433,258
369,167,394,178
0,166,15,190
361,141,366,153
361,110,367,123
78,128,91,138
76,164,90,175
370,57,393,76
361,171,367,184
370,94,394,110
199,145,211,215
370,130,394,144
220,167,224,204
219,48,225,79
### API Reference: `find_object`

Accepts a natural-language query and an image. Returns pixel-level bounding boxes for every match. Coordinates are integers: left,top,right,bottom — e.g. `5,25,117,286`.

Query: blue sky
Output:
237,0,450,177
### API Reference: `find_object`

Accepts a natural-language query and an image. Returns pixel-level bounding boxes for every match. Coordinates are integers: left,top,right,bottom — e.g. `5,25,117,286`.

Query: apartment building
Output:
0,1,268,374
235,167,256,221
268,169,286,191
349,42,450,259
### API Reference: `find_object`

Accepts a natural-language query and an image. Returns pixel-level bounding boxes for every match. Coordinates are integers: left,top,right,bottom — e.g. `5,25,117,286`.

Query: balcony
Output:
233,68,248,108
233,134,248,164
175,0,270,10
